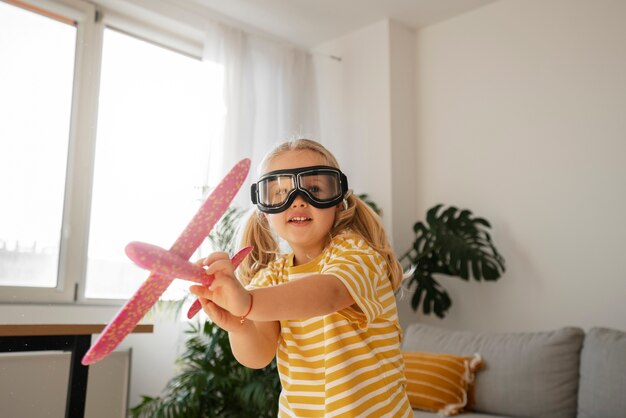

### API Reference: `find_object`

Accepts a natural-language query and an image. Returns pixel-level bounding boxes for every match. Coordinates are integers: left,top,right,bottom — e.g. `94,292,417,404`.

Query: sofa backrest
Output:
402,324,584,418
577,327,626,418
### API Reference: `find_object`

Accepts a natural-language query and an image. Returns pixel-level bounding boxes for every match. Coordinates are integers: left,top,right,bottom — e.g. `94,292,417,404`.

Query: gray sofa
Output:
402,323,626,418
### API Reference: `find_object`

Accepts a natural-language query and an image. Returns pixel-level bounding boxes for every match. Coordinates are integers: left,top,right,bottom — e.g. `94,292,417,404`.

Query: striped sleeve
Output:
321,236,387,329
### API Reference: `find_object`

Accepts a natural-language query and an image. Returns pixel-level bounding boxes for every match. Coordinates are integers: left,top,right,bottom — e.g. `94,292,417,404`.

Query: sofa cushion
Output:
403,351,483,416
577,327,626,418
403,324,584,418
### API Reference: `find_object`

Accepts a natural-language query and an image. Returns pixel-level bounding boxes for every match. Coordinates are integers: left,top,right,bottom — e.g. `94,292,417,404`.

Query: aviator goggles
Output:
251,165,349,214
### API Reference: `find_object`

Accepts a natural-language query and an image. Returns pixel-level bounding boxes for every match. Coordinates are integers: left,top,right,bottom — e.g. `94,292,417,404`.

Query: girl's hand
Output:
190,252,252,332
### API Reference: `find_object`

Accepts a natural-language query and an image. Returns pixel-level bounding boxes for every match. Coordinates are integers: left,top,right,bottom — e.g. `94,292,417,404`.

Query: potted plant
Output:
399,204,506,318
130,320,280,418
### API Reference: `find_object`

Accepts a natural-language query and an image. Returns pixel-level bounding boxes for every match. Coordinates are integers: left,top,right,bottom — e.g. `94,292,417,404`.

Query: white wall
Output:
313,20,419,249
313,21,396,236
315,0,626,334
403,0,626,332
389,22,418,257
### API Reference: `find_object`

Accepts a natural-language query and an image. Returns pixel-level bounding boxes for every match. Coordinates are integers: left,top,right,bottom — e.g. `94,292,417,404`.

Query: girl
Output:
190,139,412,417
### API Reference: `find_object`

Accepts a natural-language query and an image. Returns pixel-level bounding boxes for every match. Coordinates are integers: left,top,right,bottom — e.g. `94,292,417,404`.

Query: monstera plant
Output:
399,204,506,318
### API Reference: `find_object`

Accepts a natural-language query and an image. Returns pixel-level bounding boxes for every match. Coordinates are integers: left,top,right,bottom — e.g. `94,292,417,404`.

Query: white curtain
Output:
203,22,319,208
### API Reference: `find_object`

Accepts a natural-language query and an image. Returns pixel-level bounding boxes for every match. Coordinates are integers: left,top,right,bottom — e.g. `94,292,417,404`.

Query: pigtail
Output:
332,194,405,291
236,209,279,285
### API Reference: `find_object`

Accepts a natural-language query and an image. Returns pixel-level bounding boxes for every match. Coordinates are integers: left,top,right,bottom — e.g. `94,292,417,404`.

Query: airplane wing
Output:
81,271,172,365
81,159,251,365
124,242,252,287
169,159,251,259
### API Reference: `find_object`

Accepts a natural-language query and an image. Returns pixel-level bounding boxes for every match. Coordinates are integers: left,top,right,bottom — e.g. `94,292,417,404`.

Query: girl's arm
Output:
190,256,355,367
248,274,355,321
229,320,280,369
195,295,280,369
193,258,355,321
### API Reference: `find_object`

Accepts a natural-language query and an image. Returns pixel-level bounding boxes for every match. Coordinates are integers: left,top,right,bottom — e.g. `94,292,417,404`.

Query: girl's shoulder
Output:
323,232,388,277
264,252,290,272
328,231,378,257
249,253,290,286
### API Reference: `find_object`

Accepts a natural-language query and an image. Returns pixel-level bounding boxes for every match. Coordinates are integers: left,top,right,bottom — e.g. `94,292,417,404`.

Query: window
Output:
0,0,225,303
85,28,224,300
0,0,76,289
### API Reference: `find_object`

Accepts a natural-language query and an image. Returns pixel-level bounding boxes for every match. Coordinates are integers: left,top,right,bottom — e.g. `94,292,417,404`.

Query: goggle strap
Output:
250,182,258,204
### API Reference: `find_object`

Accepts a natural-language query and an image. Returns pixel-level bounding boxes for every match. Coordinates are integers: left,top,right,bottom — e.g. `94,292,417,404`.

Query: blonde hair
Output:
237,139,404,290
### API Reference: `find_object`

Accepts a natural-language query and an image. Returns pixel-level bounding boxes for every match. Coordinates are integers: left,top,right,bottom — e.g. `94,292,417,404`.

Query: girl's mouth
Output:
289,216,312,224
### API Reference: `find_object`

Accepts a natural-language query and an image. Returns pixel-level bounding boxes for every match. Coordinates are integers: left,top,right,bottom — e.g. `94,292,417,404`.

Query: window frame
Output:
1,0,206,305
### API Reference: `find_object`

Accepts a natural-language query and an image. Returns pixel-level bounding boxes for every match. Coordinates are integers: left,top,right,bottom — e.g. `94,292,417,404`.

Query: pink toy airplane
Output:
81,158,251,366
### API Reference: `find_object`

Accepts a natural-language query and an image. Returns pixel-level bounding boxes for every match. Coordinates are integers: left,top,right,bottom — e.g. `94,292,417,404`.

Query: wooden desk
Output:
0,324,153,418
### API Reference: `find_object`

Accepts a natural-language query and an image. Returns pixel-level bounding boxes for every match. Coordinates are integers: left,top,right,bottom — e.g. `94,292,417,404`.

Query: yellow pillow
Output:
402,351,483,416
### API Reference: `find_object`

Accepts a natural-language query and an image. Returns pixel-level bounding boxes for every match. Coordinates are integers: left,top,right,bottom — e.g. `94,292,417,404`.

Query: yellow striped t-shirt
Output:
248,233,412,417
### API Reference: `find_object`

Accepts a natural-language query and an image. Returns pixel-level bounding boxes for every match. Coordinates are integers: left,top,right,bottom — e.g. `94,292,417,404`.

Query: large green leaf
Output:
408,270,451,318
400,204,506,318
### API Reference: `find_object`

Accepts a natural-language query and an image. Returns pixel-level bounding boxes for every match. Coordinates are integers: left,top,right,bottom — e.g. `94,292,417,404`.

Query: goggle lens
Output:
299,172,342,202
258,175,297,207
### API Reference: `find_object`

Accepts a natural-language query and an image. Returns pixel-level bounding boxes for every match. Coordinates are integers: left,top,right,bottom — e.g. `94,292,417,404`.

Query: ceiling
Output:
185,0,500,48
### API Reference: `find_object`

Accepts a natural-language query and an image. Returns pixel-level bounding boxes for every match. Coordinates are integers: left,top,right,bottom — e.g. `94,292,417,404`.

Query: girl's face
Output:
262,149,338,265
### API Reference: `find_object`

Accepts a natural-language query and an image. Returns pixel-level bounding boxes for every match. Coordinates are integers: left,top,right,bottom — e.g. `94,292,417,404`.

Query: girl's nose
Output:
292,194,308,207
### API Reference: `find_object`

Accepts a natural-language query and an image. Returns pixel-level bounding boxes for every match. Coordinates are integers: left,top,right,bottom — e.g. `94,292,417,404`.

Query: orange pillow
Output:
402,351,483,416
